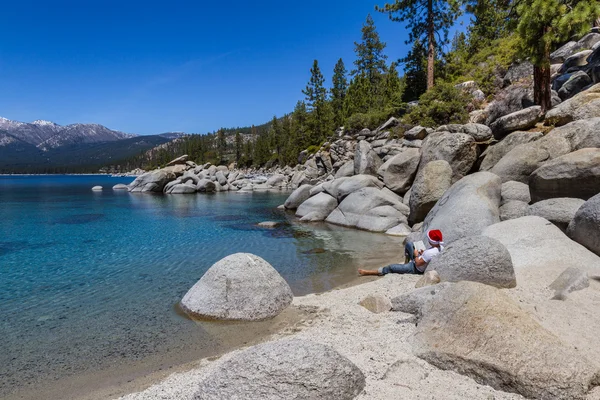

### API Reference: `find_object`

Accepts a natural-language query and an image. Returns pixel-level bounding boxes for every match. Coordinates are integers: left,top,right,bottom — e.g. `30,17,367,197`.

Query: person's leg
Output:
405,241,416,263
357,268,380,276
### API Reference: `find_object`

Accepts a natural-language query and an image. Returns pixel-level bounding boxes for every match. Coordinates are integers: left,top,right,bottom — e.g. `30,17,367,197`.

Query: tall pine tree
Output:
234,132,243,163
352,14,388,86
401,39,428,101
516,0,600,112
331,58,348,128
377,0,461,90
302,60,332,144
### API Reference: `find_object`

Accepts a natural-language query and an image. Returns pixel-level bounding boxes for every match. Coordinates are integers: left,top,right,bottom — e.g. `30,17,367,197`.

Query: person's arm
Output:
414,255,426,268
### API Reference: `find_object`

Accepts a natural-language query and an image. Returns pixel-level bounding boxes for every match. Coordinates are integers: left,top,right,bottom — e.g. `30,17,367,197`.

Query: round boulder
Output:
112,184,128,190
567,193,600,257
527,197,585,232
180,253,293,321
91,186,102,191
426,236,516,288
194,339,365,400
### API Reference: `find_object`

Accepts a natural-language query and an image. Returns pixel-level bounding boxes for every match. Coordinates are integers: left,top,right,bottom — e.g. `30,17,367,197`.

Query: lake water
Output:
0,175,404,399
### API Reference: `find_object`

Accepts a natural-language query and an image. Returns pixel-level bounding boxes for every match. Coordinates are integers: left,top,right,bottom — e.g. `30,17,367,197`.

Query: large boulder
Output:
196,178,216,193
354,140,382,176
413,281,600,400
391,283,453,316
168,183,197,194
193,339,366,400
560,49,593,73
377,148,421,195
323,175,383,202
499,200,529,221
418,131,478,181
567,193,600,257
180,253,293,321
485,85,535,126
501,181,531,204
335,160,355,179
425,236,516,288
503,61,533,86
404,125,430,140
557,71,592,100
483,216,600,275
408,160,453,225
550,41,583,64
296,192,338,222
527,197,585,232
490,106,542,139
284,184,314,210
266,174,286,187
326,187,408,232
420,172,501,244
529,148,600,202
479,131,543,171
128,169,177,193
545,83,600,126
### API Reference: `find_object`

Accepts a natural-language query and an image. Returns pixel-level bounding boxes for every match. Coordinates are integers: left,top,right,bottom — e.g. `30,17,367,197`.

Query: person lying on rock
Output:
358,229,444,276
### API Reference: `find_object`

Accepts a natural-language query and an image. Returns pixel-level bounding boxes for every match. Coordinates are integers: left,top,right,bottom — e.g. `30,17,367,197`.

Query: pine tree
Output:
516,0,600,112
377,0,461,90
343,74,373,116
464,0,511,54
302,60,332,144
216,129,226,164
331,58,348,128
234,132,243,163
269,115,282,160
401,39,428,101
291,101,309,151
382,62,404,108
352,14,388,86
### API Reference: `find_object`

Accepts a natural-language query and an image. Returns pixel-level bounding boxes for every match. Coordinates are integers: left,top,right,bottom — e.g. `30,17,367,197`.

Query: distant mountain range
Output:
0,117,186,173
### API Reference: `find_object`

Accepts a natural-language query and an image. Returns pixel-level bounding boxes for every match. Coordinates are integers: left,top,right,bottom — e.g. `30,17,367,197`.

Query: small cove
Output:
0,175,404,399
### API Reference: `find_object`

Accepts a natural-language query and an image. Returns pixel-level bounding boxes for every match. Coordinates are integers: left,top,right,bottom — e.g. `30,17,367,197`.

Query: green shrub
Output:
403,82,471,127
345,105,407,132
306,145,321,155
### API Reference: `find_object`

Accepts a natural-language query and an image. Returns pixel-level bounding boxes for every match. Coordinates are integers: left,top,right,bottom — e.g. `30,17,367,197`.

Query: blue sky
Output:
0,0,468,135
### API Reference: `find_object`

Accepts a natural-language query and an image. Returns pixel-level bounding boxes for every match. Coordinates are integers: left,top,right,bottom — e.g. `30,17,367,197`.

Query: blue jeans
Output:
378,242,423,275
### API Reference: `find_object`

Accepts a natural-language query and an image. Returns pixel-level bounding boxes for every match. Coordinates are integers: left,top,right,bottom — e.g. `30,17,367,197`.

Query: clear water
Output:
0,175,403,397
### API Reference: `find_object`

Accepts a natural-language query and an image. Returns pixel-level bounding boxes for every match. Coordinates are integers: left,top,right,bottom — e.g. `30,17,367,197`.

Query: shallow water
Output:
0,175,404,398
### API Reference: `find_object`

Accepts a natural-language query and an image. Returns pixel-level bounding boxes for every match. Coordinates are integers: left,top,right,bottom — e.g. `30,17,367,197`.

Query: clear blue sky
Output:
0,0,467,135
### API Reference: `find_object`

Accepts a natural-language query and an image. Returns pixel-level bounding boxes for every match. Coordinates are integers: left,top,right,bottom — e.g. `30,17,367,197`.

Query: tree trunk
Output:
533,29,552,114
533,65,551,113
427,0,435,90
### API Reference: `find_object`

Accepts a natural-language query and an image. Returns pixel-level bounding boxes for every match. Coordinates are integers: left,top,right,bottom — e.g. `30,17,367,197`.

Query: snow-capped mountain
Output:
0,117,135,150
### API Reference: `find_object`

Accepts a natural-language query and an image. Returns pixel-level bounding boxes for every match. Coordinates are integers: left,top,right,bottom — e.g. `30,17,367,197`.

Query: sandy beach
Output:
112,258,600,400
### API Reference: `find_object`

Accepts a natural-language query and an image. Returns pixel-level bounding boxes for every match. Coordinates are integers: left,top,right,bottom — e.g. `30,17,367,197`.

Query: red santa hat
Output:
427,229,444,245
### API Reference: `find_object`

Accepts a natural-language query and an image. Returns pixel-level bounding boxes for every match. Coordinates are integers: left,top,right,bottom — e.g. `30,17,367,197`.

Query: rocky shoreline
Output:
102,29,600,399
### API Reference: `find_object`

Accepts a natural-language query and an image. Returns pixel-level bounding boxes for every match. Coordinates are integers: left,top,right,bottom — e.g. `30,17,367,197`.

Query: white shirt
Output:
417,245,443,272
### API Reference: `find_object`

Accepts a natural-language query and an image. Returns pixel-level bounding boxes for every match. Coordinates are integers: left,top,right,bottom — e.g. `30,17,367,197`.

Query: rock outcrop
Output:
408,160,453,225
413,281,600,400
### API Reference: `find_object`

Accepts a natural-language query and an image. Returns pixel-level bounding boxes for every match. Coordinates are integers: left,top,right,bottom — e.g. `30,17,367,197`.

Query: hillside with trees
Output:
110,0,600,173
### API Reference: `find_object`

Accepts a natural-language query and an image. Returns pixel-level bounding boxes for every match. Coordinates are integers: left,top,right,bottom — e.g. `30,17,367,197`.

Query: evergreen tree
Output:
464,0,511,54
291,101,309,152
516,0,600,112
331,58,348,128
377,0,461,89
216,129,226,163
401,39,428,101
382,62,404,108
302,60,332,144
234,132,243,163
352,14,388,86
343,74,373,116
269,115,282,160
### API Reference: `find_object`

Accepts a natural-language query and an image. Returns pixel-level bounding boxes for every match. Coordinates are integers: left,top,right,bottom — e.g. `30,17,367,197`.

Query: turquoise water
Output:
0,175,403,397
